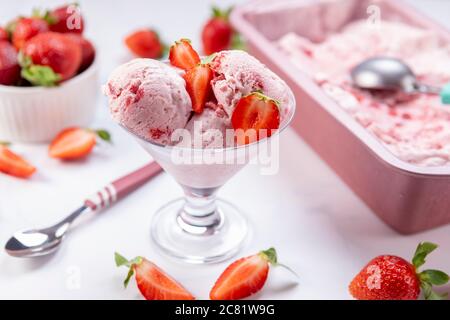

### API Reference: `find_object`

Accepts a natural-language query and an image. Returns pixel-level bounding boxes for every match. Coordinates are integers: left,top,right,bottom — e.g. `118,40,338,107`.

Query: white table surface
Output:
1,0,450,300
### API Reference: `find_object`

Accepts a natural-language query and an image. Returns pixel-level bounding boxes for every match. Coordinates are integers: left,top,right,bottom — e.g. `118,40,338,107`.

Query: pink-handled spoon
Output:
4,162,162,258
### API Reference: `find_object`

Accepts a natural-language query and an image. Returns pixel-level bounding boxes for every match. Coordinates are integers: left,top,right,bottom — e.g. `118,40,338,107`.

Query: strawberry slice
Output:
49,127,111,160
12,17,49,50
115,252,195,300
210,247,296,300
169,39,200,71
231,92,280,145
183,64,213,113
0,144,36,178
125,29,165,59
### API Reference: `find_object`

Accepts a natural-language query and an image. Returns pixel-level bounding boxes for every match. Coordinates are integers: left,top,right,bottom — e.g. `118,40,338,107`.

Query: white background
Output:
1,0,450,299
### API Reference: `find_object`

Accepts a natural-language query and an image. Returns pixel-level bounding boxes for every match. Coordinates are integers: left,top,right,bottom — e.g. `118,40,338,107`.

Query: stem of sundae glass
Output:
177,186,223,236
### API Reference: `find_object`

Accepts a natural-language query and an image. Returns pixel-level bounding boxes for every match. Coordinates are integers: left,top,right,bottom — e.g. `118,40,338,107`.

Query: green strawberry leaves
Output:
19,53,61,87
114,252,143,288
412,242,438,269
212,6,232,20
31,8,57,25
260,247,299,279
94,129,112,143
411,242,449,300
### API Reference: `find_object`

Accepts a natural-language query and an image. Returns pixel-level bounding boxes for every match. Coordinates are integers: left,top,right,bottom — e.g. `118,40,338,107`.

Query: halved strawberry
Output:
49,127,111,160
0,144,36,178
115,252,195,300
210,247,295,300
0,27,9,42
12,17,49,50
125,29,165,59
49,4,84,34
169,39,200,71
231,92,280,145
183,64,213,113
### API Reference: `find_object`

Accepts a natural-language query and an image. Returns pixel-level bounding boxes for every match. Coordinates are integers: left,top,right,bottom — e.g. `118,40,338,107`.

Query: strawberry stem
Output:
411,242,449,300
259,247,299,280
114,252,142,288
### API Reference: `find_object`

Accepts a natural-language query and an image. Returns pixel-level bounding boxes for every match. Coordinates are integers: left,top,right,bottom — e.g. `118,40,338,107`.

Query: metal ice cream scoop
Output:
351,56,450,104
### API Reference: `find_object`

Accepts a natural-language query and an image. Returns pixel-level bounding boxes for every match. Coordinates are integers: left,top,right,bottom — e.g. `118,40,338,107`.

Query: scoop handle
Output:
441,82,450,105
84,161,162,211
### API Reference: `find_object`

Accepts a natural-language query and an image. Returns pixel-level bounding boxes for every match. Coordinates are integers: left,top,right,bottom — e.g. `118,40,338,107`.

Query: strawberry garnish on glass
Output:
183,63,213,113
210,247,297,300
125,29,165,59
169,39,200,71
232,92,281,145
49,127,111,160
115,252,195,300
0,143,36,179
349,242,449,300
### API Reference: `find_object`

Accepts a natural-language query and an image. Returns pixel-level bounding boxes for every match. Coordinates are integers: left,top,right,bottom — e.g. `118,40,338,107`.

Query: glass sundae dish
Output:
105,47,296,263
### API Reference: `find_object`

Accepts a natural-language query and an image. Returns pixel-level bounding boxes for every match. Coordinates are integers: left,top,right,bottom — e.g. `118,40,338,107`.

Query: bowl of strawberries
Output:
0,4,98,143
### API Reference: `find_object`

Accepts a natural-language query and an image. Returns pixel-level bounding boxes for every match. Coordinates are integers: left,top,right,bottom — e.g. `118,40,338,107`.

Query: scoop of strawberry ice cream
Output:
210,50,291,119
104,58,192,144
176,108,233,149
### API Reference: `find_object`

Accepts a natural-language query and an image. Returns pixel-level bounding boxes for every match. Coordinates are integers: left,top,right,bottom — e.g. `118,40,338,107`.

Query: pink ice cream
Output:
210,50,291,120
278,20,450,166
105,51,291,149
104,59,192,145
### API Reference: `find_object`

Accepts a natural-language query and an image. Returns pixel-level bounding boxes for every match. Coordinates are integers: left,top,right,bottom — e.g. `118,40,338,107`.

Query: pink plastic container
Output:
231,0,450,234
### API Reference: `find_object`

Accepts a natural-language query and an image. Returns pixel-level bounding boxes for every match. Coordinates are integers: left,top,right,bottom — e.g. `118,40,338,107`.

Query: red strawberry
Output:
125,29,165,59
115,252,195,300
210,247,295,300
0,41,21,85
49,127,111,160
349,242,449,300
12,17,49,50
49,4,84,34
21,32,82,84
0,144,36,178
65,34,95,72
231,92,281,145
169,39,200,71
0,27,9,42
183,64,213,113
202,7,233,55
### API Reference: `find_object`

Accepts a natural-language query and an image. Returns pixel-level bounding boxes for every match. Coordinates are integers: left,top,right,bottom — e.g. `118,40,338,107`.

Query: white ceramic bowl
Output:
0,61,99,143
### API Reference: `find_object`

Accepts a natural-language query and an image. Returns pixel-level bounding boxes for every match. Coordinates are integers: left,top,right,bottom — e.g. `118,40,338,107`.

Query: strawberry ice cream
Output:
104,58,192,145
278,20,450,166
210,50,291,120
105,50,291,149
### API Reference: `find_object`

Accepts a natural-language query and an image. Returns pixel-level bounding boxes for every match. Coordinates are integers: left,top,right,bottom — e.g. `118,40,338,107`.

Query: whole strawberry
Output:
125,29,165,59
12,17,49,50
49,4,84,34
20,31,82,85
0,27,9,42
0,41,21,85
349,242,449,300
201,7,233,55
